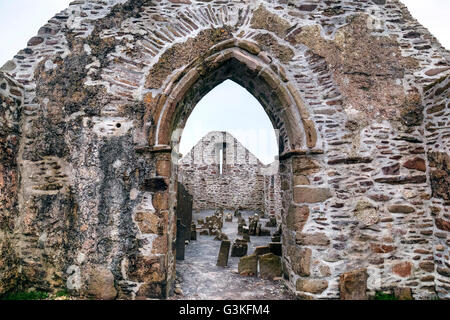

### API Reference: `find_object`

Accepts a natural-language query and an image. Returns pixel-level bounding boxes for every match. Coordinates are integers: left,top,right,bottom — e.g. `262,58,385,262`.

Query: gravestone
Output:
231,240,248,257
217,240,231,267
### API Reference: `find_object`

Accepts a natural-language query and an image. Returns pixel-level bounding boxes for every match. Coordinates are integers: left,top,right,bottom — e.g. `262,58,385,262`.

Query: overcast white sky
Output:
0,0,448,163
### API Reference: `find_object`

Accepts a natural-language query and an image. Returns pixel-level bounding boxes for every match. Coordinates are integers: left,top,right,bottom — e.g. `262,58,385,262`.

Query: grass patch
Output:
374,291,398,300
1,290,49,300
55,289,69,298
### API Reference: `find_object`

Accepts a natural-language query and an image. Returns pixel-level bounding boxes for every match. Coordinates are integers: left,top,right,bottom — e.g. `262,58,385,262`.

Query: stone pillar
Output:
155,148,175,298
280,152,332,299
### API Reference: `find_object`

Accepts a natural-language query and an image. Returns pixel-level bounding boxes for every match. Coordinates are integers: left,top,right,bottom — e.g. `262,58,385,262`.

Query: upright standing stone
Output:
238,254,258,276
238,219,247,235
259,253,282,280
231,240,248,257
265,216,277,227
248,214,259,235
191,222,197,240
269,242,282,256
339,268,368,300
217,240,231,267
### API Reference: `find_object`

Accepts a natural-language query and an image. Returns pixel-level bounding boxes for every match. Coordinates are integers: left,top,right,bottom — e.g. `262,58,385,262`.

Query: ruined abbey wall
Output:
423,75,450,297
0,73,23,294
263,171,282,219
0,0,449,300
178,131,269,212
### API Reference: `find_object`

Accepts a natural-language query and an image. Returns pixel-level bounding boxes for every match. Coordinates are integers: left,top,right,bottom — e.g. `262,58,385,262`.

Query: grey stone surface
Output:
0,0,449,300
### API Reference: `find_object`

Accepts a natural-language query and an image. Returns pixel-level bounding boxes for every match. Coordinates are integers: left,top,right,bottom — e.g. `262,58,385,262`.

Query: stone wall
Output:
178,131,268,212
0,73,22,295
263,172,282,220
0,0,449,300
423,75,450,299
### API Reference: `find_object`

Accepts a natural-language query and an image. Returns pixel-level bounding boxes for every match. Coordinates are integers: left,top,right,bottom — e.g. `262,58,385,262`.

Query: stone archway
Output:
144,37,323,296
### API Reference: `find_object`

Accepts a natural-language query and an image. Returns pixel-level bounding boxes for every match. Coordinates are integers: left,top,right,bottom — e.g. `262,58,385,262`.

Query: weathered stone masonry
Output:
424,75,450,297
0,73,23,295
0,0,449,300
178,131,280,213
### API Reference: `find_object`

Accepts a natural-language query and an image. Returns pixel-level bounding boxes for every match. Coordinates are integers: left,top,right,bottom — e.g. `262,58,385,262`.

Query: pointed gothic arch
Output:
151,39,319,157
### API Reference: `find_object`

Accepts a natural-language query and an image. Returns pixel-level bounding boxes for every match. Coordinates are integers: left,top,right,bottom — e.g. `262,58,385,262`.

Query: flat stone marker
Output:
217,240,231,267
238,219,246,234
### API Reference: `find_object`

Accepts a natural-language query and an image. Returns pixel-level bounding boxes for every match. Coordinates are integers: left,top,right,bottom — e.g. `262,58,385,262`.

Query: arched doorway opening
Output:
179,79,278,166
173,79,284,299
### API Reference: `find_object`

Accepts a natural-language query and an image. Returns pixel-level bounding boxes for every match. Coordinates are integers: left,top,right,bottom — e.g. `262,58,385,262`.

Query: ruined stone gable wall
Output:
178,131,266,211
0,0,449,299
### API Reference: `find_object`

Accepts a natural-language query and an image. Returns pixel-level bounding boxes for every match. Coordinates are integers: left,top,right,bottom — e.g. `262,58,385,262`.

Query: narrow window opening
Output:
219,148,223,176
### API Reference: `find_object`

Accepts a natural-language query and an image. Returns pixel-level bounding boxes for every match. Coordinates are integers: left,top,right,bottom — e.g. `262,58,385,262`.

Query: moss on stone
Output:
146,27,234,89
1,290,49,300
250,5,292,38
